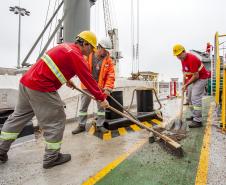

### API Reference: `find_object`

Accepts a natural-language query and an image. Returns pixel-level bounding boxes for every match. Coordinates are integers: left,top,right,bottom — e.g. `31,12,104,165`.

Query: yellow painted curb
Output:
151,119,162,125
130,124,141,131
195,105,213,185
103,131,112,141
118,127,127,136
82,139,147,185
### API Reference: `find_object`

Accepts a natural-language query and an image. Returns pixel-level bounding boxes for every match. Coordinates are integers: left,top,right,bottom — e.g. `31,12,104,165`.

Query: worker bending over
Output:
0,31,109,169
173,44,210,128
72,37,115,134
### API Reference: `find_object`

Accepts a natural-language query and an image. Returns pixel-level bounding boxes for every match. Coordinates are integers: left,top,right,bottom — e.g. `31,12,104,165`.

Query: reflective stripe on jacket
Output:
81,52,115,90
184,63,204,76
41,53,67,84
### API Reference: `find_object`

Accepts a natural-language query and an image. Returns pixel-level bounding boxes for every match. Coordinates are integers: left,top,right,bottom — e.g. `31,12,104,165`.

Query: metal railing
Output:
21,0,64,67
214,32,221,105
222,63,226,129
214,32,226,129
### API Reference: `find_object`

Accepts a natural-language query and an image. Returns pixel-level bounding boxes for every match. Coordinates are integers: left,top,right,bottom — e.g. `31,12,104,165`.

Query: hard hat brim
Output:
174,50,183,56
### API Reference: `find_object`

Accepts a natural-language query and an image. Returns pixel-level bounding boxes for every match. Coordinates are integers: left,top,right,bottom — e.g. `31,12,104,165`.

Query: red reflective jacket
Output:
20,43,106,101
181,53,210,80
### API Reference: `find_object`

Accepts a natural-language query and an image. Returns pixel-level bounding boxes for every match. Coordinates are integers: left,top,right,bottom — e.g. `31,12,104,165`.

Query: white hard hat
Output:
98,37,112,51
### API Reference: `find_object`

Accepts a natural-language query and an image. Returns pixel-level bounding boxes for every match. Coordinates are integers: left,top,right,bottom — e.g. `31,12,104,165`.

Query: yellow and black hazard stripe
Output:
88,118,162,141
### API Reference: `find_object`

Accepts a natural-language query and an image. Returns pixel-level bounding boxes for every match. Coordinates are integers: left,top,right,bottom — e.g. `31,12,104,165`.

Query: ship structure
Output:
0,1,226,185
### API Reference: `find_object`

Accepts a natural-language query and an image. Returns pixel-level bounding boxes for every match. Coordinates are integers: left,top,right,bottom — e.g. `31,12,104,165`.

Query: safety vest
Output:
41,53,67,84
81,53,115,90
183,63,204,76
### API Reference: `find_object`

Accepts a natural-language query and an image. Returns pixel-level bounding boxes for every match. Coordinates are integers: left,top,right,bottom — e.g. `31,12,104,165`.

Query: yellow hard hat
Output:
77,31,97,49
173,44,185,56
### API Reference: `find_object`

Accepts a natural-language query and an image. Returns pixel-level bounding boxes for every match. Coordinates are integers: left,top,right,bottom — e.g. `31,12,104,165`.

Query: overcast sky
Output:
0,0,226,81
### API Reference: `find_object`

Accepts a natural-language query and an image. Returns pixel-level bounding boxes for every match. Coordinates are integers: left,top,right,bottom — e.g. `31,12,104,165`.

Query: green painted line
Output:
96,98,213,185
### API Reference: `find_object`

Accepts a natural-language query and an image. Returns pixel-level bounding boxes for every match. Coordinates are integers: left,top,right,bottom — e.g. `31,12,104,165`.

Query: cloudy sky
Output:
0,0,226,81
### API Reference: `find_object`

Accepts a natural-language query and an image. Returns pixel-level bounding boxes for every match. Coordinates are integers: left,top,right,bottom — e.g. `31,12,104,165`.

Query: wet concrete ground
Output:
0,98,179,185
0,123,149,185
0,97,225,185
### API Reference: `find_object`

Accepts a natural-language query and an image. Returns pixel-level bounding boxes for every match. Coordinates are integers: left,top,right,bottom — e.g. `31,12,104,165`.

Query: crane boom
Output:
102,0,122,76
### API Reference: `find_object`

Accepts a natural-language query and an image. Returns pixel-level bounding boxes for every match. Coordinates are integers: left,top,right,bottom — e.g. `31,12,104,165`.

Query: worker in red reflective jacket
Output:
173,44,211,128
72,37,115,134
0,31,109,169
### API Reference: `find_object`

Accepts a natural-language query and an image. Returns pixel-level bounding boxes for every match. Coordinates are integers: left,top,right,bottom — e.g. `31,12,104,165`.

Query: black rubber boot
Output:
72,125,85,135
0,153,8,163
189,120,202,128
43,153,71,169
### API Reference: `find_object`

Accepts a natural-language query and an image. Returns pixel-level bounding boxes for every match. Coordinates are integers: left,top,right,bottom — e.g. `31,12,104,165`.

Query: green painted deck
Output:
96,98,212,185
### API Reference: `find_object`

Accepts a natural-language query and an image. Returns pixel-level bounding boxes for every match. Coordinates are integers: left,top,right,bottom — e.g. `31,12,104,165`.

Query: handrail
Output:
214,32,221,105
222,64,226,129
215,32,226,130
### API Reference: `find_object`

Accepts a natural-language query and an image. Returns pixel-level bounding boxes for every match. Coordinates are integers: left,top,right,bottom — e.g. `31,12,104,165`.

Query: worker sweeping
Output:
0,31,109,169
72,37,115,134
173,44,211,128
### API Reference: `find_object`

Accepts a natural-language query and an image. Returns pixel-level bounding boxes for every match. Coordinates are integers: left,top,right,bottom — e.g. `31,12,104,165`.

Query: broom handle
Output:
73,85,181,149
108,106,181,149
179,91,185,120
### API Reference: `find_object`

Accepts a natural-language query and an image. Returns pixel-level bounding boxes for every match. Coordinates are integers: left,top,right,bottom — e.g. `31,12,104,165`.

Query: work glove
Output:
103,88,112,96
181,84,188,92
66,80,76,89
100,99,109,109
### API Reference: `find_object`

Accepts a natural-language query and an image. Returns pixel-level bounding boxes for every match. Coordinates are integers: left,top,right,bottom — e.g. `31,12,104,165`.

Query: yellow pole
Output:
215,32,221,105
222,64,226,130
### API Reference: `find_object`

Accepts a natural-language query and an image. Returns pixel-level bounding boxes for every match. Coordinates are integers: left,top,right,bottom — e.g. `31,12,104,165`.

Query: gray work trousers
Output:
78,90,105,127
191,79,208,122
0,83,66,165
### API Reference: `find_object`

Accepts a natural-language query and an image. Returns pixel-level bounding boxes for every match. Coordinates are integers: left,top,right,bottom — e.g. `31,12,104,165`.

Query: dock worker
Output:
72,37,115,134
173,44,211,128
205,42,212,57
0,31,109,169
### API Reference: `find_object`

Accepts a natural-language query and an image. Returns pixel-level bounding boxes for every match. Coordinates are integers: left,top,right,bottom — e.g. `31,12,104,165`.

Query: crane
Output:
131,0,140,79
102,0,122,76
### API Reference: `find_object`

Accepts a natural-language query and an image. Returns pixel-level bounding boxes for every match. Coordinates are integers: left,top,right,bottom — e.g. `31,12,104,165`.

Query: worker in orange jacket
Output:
72,37,115,134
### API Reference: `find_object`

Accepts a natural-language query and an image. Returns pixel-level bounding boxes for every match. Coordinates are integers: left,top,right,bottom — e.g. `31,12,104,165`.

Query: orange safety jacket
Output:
81,52,115,90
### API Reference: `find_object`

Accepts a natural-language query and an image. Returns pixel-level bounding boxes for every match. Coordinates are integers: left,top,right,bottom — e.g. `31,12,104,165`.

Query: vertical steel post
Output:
63,0,94,42
17,12,21,68
215,32,221,105
222,64,226,129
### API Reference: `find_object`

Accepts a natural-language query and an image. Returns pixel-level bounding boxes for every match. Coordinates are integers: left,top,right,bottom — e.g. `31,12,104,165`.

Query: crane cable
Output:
39,0,51,54
47,0,58,44
131,0,140,75
131,0,135,73
136,0,140,73
110,0,118,29
52,0,60,46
